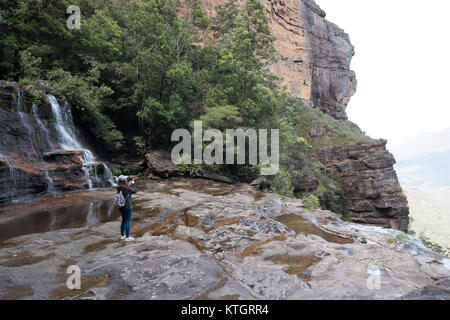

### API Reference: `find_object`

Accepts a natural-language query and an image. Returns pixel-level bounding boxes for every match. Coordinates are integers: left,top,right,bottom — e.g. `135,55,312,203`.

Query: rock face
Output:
0,148,90,204
178,0,357,119
292,173,319,193
0,83,113,204
250,177,271,191
312,140,410,231
0,178,447,300
265,0,357,119
309,122,328,137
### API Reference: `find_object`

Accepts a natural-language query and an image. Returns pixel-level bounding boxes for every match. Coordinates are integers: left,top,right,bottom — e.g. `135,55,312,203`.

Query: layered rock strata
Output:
312,140,410,231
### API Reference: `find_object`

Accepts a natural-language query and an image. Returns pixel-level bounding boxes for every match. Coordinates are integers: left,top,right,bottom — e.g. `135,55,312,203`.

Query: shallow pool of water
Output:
276,214,353,244
0,178,237,244
0,197,120,242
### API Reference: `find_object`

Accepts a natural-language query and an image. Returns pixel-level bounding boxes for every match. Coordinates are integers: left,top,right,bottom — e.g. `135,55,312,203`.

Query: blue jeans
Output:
121,208,133,237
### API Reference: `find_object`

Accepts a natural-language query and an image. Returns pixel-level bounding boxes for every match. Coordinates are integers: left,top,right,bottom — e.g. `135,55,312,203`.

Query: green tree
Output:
204,0,278,129
19,49,42,80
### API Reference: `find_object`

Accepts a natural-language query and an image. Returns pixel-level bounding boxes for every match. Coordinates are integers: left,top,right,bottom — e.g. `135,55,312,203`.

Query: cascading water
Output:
46,94,116,189
0,153,28,202
17,91,36,154
0,86,116,204
48,96,82,150
103,163,116,186
32,102,55,192
32,103,53,152
17,88,56,193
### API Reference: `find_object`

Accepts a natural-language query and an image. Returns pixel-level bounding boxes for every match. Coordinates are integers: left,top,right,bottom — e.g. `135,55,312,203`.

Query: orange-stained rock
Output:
177,0,357,119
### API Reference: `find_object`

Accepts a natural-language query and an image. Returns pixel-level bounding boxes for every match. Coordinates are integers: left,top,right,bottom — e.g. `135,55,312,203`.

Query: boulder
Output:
292,174,319,193
309,123,328,138
145,150,186,177
250,177,271,191
191,168,235,184
145,150,234,184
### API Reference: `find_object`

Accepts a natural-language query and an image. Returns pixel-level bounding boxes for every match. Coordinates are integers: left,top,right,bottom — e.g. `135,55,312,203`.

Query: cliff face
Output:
178,0,357,119
312,140,410,231
269,0,408,231
264,0,357,120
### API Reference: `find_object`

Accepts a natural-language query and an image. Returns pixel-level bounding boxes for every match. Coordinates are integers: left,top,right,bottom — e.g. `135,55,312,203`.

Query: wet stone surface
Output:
0,189,118,242
0,178,449,300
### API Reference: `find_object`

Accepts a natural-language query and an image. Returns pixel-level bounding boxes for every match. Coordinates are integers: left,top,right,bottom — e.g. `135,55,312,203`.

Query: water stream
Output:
32,102,53,152
0,89,116,204
47,94,115,189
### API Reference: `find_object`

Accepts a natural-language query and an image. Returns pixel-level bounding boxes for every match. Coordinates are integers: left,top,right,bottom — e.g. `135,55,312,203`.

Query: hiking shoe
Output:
120,235,126,240
125,237,135,242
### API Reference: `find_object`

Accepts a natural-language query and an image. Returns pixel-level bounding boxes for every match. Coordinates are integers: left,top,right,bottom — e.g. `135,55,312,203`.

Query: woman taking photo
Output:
116,175,138,241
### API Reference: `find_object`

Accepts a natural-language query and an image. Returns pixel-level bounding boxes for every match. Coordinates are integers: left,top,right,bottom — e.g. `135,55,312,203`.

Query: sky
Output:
317,0,450,147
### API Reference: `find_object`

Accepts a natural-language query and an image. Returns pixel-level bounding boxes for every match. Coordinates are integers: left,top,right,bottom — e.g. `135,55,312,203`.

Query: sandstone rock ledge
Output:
312,140,410,232
0,178,447,300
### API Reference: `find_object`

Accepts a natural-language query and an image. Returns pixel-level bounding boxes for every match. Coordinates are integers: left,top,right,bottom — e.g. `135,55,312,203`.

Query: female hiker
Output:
117,175,138,241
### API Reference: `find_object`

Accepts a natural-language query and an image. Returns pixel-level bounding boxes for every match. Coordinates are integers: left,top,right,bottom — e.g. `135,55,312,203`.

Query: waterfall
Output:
46,94,114,189
103,163,117,186
47,95,82,150
32,102,55,192
32,103,53,151
1,88,116,204
1,154,26,202
16,90,34,152
15,88,55,192
1,87,116,204
17,111,36,152
17,87,23,109
44,170,55,193
17,90,39,154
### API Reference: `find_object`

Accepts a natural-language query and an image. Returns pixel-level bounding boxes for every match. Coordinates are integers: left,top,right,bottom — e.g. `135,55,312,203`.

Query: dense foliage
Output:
1,0,279,151
0,0,368,208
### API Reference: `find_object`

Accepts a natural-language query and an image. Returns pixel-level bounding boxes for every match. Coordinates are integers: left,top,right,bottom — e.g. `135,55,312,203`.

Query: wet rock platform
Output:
0,178,448,300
